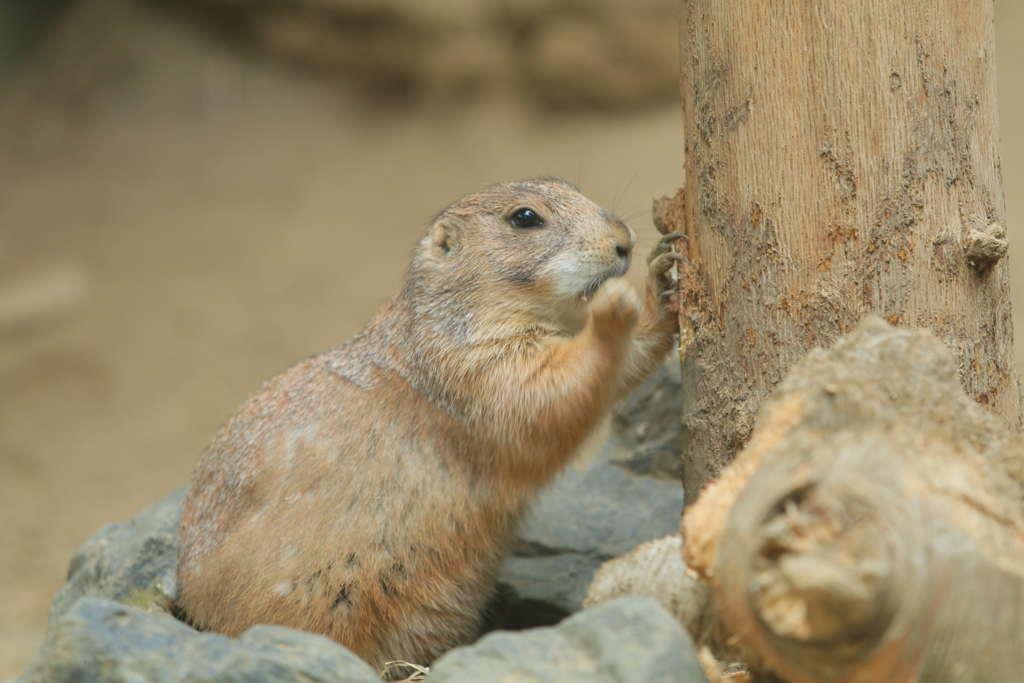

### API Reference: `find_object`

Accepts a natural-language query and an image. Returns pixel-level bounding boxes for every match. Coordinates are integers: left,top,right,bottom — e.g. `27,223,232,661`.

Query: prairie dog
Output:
176,179,685,671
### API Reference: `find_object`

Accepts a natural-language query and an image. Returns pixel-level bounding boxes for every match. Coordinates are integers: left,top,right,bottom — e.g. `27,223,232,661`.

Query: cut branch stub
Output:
749,479,893,645
683,317,1024,683
965,222,1009,272
652,190,684,236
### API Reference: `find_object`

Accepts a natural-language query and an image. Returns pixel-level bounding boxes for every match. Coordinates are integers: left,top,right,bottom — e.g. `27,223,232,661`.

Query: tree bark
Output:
669,0,1022,505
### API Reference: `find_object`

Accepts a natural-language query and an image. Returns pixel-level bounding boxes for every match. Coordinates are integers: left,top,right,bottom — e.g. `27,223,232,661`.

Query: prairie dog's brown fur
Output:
176,179,685,671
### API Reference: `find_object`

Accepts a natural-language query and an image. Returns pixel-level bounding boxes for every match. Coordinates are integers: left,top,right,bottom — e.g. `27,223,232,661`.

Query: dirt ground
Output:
1,1,1022,679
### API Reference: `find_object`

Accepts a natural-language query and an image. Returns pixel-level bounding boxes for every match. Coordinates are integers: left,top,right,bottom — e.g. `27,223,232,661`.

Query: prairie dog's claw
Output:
644,233,690,326
651,251,686,275
647,232,687,265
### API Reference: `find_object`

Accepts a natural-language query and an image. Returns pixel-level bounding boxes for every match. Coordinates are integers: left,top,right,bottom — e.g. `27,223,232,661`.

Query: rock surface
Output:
495,462,683,623
43,486,185,628
431,597,708,683
19,594,706,683
17,597,380,683
598,358,684,480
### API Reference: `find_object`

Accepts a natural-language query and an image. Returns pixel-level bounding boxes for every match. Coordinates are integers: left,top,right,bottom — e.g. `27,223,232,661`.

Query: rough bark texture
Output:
671,0,1022,504
683,317,1024,683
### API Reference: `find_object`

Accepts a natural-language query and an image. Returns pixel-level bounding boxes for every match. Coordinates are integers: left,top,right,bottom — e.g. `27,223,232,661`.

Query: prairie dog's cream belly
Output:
176,179,686,670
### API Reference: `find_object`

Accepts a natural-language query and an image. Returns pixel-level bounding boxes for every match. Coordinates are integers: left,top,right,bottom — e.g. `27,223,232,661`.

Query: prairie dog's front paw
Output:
645,233,689,329
590,278,640,336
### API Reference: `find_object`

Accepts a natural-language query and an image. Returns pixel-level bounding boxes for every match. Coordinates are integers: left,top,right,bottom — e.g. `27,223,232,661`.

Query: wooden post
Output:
670,0,1022,505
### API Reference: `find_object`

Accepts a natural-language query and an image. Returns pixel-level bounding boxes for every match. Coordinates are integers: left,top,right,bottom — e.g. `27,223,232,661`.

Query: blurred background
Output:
0,0,1020,676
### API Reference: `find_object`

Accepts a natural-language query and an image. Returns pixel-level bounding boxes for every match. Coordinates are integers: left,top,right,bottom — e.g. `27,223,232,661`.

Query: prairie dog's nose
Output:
605,211,635,260
614,232,632,272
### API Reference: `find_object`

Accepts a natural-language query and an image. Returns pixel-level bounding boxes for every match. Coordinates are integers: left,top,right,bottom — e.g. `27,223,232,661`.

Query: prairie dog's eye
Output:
509,208,544,229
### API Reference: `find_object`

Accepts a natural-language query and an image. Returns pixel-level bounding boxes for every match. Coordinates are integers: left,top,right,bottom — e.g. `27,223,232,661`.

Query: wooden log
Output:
682,317,1024,683
670,0,1022,506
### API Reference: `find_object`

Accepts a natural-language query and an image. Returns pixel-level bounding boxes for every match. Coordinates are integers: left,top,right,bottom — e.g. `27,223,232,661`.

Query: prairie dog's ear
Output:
429,219,462,257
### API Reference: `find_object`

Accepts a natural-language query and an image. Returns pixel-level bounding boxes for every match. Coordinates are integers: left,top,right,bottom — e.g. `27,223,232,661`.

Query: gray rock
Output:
520,463,684,559
47,486,186,626
498,554,600,617
492,462,683,622
431,596,708,683
16,597,380,683
600,359,684,481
